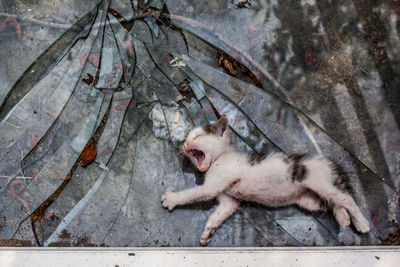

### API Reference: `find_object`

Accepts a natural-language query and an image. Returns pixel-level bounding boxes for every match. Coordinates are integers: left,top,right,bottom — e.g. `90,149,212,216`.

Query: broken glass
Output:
0,0,399,247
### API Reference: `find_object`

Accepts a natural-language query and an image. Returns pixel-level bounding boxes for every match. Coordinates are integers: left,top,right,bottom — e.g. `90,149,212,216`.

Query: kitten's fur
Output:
161,116,370,245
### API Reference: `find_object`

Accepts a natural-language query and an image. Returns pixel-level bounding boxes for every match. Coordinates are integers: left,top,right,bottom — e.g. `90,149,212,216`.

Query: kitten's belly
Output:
225,175,303,207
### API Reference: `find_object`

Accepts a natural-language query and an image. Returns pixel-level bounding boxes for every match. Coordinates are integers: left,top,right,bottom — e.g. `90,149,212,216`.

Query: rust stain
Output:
80,138,97,167
1,17,22,40
82,73,94,85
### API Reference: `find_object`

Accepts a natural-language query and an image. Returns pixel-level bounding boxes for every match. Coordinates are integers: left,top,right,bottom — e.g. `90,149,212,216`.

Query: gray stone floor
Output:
0,0,399,247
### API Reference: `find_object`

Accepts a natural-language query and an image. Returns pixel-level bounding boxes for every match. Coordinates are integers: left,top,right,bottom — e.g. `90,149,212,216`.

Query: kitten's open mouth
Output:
186,149,206,170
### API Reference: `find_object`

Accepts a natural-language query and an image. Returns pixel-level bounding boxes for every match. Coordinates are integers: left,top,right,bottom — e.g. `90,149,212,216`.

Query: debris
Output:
31,133,39,147
170,57,186,67
218,51,237,76
5,122,21,129
80,138,97,167
0,238,34,247
107,8,123,22
82,73,94,85
176,80,195,102
247,70,262,87
9,180,31,216
6,141,16,148
43,108,58,118
58,229,71,240
359,66,369,76
217,51,262,87
375,256,380,260
232,0,252,8
174,111,180,123
304,47,322,71
222,58,237,76
380,226,400,245
31,171,73,224
72,234,97,247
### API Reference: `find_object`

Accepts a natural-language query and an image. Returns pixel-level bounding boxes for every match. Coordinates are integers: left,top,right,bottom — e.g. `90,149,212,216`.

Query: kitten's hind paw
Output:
200,234,212,246
353,215,370,233
161,191,178,211
200,236,211,246
200,227,215,246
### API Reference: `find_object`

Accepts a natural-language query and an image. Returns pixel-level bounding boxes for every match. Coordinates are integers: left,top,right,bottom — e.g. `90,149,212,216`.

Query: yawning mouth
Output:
186,148,206,170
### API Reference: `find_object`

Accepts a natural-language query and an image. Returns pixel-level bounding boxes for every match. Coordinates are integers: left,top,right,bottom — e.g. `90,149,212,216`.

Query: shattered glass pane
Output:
1,0,399,247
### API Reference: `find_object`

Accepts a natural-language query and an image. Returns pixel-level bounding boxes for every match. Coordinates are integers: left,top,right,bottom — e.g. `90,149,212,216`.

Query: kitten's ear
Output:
215,115,228,137
203,115,229,136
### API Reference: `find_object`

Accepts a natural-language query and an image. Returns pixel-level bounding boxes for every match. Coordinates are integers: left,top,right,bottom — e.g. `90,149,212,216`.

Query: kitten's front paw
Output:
161,191,178,211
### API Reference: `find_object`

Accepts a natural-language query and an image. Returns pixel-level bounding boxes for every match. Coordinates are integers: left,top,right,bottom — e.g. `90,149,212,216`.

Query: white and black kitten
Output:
161,116,370,245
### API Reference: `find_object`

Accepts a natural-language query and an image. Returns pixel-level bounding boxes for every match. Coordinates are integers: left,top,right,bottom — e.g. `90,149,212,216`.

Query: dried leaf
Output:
218,52,224,66
217,50,262,87
80,138,97,167
223,58,237,76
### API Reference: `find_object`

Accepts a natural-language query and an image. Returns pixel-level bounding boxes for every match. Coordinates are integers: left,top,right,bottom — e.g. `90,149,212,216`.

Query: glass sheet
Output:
0,0,399,247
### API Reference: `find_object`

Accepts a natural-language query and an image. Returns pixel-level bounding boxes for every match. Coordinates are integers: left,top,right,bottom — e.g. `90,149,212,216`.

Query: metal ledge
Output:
1,246,399,267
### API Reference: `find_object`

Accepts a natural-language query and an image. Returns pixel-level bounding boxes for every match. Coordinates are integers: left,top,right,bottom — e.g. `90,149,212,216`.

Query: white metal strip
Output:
0,247,399,267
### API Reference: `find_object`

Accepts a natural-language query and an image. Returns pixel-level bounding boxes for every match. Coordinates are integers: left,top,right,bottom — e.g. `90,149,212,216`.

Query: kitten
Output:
161,116,370,245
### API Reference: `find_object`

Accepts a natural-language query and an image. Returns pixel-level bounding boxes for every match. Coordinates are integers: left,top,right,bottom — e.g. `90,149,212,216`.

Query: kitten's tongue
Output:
197,153,205,166
194,151,204,162
189,149,205,169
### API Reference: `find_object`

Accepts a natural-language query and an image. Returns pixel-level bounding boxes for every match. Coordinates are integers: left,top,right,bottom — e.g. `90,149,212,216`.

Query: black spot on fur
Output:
331,162,354,195
248,153,267,166
287,154,308,182
202,116,228,137
287,153,308,162
293,165,307,182
320,199,330,210
202,124,218,135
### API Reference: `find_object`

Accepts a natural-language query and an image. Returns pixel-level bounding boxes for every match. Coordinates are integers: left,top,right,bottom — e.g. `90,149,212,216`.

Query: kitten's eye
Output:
192,134,202,140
